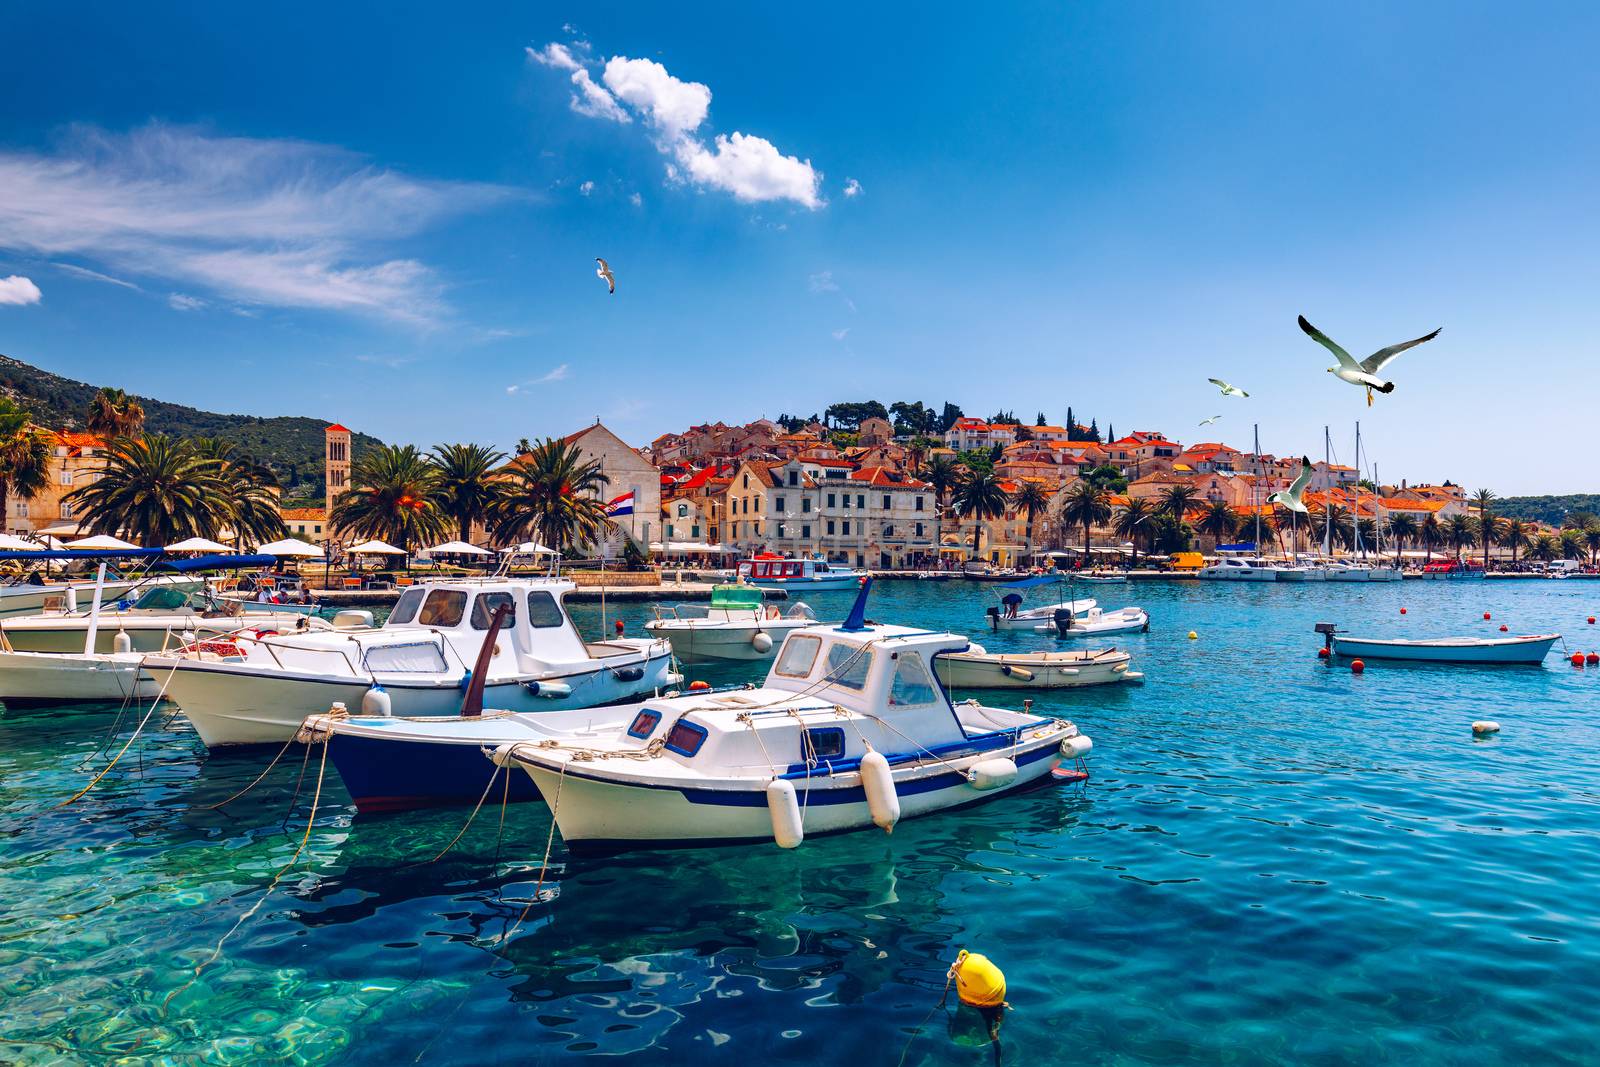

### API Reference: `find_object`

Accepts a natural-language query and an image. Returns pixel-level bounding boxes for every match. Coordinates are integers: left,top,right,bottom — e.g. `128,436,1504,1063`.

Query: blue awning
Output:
154,553,279,572
1216,542,1258,552
999,574,1063,589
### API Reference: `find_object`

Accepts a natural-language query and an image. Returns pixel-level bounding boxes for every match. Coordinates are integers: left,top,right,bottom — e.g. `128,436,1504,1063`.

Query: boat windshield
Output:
133,587,191,611
389,587,427,625
822,642,873,690
888,653,937,706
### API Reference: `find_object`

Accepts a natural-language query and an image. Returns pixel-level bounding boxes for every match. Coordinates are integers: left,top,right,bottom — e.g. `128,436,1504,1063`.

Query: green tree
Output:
430,443,507,543
1084,464,1128,493
823,401,889,430
1502,518,1530,562
1159,484,1199,522
919,454,965,563
1114,497,1154,565
1472,489,1496,570
192,437,288,547
953,469,1009,562
1387,512,1419,566
491,437,615,555
63,434,227,545
1197,499,1238,546
1444,513,1477,562
330,444,450,551
1586,523,1600,568
1529,534,1558,562
1147,512,1192,555
936,402,964,433
1419,513,1444,564
85,386,146,439
1559,528,1585,560
0,398,50,531
1010,480,1051,563
1061,480,1113,560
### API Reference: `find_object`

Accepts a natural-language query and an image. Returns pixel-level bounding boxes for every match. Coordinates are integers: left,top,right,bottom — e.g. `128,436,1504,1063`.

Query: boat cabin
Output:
379,577,605,670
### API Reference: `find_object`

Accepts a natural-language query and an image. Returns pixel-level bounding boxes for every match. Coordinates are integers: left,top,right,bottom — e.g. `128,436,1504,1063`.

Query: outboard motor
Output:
1052,607,1075,637
985,606,1000,630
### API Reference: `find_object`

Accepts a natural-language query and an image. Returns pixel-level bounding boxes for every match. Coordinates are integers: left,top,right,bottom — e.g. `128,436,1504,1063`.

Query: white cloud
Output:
808,270,838,293
531,41,822,209
168,292,205,311
0,123,511,324
832,327,850,341
0,275,42,306
843,178,862,198
629,192,642,207
53,262,141,290
579,180,595,196
506,363,571,394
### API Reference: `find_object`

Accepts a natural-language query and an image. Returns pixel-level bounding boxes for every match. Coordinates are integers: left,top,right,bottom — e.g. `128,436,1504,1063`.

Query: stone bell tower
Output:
324,423,351,517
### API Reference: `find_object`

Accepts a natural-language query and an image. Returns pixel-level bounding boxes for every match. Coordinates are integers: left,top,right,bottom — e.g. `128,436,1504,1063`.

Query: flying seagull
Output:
1268,456,1315,514
1199,415,1223,427
1298,314,1440,406
1208,378,1249,398
595,257,615,295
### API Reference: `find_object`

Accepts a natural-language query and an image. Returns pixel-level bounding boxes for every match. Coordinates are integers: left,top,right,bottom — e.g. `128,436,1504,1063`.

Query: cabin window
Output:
665,718,708,757
418,590,467,627
389,587,426,624
775,634,822,677
889,653,938,706
823,643,873,691
802,727,846,762
470,592,518,630
626,708,662,739
525,590,565,628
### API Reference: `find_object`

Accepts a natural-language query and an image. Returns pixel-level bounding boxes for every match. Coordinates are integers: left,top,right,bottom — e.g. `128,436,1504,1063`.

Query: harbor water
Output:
4,577,1600,1063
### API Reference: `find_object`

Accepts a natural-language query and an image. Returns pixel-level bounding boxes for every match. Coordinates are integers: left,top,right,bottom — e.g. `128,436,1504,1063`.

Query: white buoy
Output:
112,630,133,654
361,685,392,717
767,778,804,848
1061,735,1093,758
966,757,1019,791
751,631,774,654
859,750,900,833
1472,720,1501,735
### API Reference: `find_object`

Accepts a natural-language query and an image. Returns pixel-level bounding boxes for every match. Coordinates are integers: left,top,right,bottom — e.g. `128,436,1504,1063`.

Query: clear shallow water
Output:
4,579,1600,1064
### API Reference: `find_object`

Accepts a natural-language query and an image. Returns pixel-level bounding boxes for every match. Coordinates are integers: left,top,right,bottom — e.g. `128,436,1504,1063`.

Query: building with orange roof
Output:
5,429,108,537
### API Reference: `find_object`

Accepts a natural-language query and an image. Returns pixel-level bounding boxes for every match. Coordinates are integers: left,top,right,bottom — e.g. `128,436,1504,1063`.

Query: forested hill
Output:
1496,495,1600,527
0,354,384,501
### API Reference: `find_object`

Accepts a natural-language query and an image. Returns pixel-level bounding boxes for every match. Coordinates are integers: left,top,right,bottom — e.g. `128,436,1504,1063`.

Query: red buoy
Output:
1499,624,1509,632
1483,612,1492,620
1588,652,1600,666
1317,647,1330,659
1589,617,1596,625
1572,653,1586,668
1350,659,1365,674
1400,607,1407,615
688,679,712,690
614,618,625,634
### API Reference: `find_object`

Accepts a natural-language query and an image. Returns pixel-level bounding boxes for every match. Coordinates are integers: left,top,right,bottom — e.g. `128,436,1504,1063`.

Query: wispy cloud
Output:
354,353,416,369
0,123,513,324
506,363,571,394
843,178,863,198
0,275,42,306
579,180,595,196
832,327,850,341
529,41,822,209
168,292,205,311
53,262,142,291
808,270,839,293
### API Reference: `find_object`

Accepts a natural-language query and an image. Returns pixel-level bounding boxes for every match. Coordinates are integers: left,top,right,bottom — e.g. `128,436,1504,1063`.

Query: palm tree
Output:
1061,480,1113,561
192,438,287,546
920,454,965,565
491,437,614,555
1386,512,1418,567
1444,513,1477,562
1419,513,1443,565
1471,489,1496,570
1529,534,1558,563
952,469,1010,563
1114,498,1154,565
330,444,450,551
1502,518,1530,564
1586,522,1600,568
1196,500,1238,548
1010,480,1051,564
85,387,146,439
430,443,507,543
62,434,227,545
0,398,50,531
1158,484,1199,522
1559,528,1585,561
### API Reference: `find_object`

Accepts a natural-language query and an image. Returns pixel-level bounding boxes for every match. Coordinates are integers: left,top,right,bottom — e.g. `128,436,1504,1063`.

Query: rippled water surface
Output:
5,578,1600,1064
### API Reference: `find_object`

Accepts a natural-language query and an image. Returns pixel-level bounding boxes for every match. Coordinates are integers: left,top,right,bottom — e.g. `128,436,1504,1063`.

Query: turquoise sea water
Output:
4,578,1600,1064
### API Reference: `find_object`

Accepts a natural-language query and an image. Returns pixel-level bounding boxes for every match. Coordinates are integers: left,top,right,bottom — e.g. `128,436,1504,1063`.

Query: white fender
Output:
1472,720,1501,734
751,631,774,654
767,778,804,848
967,757,1018,791
1055,667,1080,676
859,750,900,833
530,680,573,699
112,630,133,654
1060,734,1093,758
361,685,392,717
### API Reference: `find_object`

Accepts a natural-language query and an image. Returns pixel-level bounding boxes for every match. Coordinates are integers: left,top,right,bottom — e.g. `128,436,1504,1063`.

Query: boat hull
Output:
327,727,544,812
0,650,159,705
0,614,309,655
935,654,1133,689
643,619,812,663
1330,634,1560,664
744,576,861,591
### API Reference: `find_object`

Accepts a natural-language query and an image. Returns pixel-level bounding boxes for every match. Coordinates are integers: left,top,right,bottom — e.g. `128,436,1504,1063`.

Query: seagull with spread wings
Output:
1298,314,1440,405
1268,456,1315,514
595,257,615,295
1199,415,1223,427
1208,378,1249,398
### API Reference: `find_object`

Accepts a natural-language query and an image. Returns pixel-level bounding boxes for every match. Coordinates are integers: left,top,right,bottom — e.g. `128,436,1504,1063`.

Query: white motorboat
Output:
986,575,1094,631
1073,572,1129,584
0,584,325,654
935,643,1141,689
1198,556,1278,581
1323,561,1374,581
644,585,819,663
1036,605,1149,638
736,555,865,591
148,576,679,748
0,648,159,705
0,573,199,620
1275,559,1329,581
1328,632,1560,664
485,589,1092,851
1364,563,1402,582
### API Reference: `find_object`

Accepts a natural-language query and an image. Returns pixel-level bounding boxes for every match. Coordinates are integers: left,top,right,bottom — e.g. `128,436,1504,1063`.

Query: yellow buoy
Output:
1187,631,1198,641
951,949,1006,1008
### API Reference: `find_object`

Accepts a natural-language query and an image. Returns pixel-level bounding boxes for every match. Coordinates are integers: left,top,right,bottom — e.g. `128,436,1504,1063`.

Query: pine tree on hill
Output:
1035,411,1046,426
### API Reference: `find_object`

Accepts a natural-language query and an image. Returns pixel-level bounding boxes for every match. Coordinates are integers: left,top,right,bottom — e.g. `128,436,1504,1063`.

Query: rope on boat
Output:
55,657,183,809
207,734,301,810
501,757,568,944
416,763,505,866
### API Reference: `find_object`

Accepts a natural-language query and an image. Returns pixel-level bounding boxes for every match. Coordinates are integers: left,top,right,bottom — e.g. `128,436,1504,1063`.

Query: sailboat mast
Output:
1253,423,1262,551
1354,421,1364,560
1324,426,1332,555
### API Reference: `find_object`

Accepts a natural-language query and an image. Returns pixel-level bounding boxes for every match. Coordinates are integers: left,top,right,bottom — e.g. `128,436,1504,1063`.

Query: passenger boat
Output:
1198,554,1278,581
484,583,1093,851
986,575,1094,631
736,554,865,591
644,584,820,663
1037,605,1149,638
1421,559,1486,580
1323,560,1375,581
934,644,1140,689
1329,632,1560,664
147,576,679,748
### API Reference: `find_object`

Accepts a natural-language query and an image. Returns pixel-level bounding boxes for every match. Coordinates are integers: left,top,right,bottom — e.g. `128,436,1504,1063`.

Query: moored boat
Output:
986,575,1094,631
934,643,1140,689
1328,632,1560,664
644,584,819,663
736,554,865,591
1036,605,1149,638
0,648,159,705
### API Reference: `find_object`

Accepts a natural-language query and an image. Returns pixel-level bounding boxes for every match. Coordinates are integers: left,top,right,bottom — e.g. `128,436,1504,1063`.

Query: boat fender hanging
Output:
967,757,1018,791
1000,664,1034,681
489,743,523,768
950,949,1007,1009
859,749,900,833
361,684,392,717
750,631,774,654
1056,666,1079,676
767,778,804,848
1060,735,1093,758
612,665,645,683
524,679,573,698
112,629,133,654
458,668,472,691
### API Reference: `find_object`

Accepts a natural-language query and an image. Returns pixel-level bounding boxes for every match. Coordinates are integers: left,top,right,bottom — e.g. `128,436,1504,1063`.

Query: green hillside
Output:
1496,495,1600,527
0,354,384,502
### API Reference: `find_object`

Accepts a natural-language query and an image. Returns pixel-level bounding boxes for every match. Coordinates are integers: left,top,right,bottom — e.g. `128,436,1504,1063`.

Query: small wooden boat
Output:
935,644,1142,689
1330,632,1561,664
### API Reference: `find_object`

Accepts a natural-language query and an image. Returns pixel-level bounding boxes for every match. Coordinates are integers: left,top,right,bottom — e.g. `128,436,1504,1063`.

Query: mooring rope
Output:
500,756,568,943
55,657,182,809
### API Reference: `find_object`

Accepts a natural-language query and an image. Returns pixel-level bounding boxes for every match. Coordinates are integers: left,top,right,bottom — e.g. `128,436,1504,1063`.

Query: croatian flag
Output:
605,491,635,517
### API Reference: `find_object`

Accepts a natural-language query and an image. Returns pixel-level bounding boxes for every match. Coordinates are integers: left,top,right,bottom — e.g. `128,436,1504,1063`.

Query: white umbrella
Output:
255,537,326,558
38,522,86,537
423,540,490,556
499,542,558,556
0,534,46,551
348,539,406,556
66,534,142,550
164,536,232,554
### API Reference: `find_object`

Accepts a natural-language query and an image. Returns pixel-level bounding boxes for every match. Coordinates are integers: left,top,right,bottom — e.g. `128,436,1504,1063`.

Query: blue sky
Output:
1,2,1597,492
